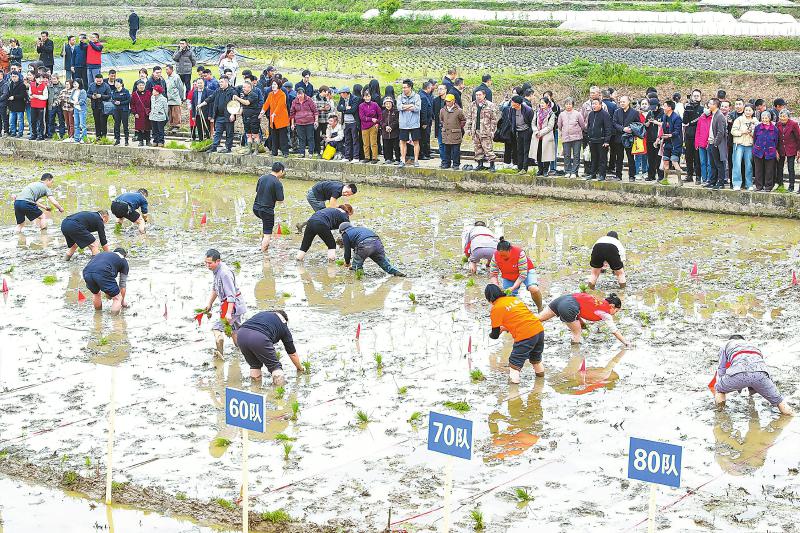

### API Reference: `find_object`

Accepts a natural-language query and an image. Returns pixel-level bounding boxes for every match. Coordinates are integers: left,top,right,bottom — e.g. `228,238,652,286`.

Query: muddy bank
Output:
1,138,799,220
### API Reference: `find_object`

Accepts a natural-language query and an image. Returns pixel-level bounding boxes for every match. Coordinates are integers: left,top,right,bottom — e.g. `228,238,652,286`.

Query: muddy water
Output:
1,158,799,532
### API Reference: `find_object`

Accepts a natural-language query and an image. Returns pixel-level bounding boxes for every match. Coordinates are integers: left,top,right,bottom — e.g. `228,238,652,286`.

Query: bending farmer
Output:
485,284,545,384
297,204,353,262
82,248,129,314
238,310,304,386
339,222,405,276
589,231,627,289
489,237,543,311
202,249,247,358
13,173,64,233
61,209,110,260
539,292,629,346
111,188,149,234
462,220,498,275
297,180,357,232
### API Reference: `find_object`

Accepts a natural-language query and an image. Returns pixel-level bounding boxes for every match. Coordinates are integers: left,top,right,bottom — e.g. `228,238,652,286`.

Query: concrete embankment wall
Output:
1,138,798,219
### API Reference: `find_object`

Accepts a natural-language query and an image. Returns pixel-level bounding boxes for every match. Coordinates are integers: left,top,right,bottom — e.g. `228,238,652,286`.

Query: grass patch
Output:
261,509,292,523
215,497,235,509
443,400,471,413
42,275,58,285
470,369,485,382
211,437,232,448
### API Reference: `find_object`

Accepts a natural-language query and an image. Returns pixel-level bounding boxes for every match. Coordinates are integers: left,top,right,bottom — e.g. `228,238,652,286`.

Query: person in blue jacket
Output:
111,188,149,234
82,248,129,314
338,222,405,276
73,34,88,88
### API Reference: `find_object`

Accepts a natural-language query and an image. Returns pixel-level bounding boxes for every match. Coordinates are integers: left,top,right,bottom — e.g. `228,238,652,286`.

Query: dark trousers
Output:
30,107,46,139
193,114,210,141
295,123,314,155
113,109,130,140
92,107,108,138
419,123,431,158
151,120,165,144
383,137,400,161
270,127,288,156
442,144,461,168
709,145,727,187
129,28,138,43
779,155,796,189
212,118,234,150
74,67,87,89
611,141,635,179
352,237,400,274
684,140,700,180
589,143,608,178
343,122,360,160
136,127,151,143
47,107,65,137
0,106,8,135
754,157,776,190
314,123,326,154
514,129,532,171
179,74,191,97
646,139,663,180
300,220,336,252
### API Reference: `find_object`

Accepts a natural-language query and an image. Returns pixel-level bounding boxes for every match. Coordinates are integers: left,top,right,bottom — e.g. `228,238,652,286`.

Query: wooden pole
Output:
105,366,116,504
441,456,453,533
647,483,656,533
242,428,249,533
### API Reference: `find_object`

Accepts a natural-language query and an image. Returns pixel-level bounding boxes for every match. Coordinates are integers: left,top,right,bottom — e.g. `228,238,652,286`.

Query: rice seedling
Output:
515,487,534,503
466,278,476,287
0,450,8,460
211,437,232,448
454,273,465,280
275,386,285,399
215,498,234,509
302,360,311,372
374,353,383,368
335,259,345,266
397,385,408,395
408,292,416,303
190,139,212,151
176,492,187,500
274,433,296,442
165,140,188,150
62,470,78,486
3,266,14,274
443,400,470,413
113,223,122,234
470,369,485,382
579,281,589,293
290,400,299,420
471,508,484,530
283,442,293,460
408,411,422,423
356,410,370,424
84,457,91,467
42,275,58,285
98,337,110,346
261,509,291,523
282,292,292,298
355,269,364,280
111,481,127,492
232,260,241,271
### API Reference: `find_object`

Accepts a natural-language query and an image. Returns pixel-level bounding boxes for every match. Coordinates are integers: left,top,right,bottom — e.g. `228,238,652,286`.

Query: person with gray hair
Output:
713,335,792,416
752,109,780,191
776,108,800,192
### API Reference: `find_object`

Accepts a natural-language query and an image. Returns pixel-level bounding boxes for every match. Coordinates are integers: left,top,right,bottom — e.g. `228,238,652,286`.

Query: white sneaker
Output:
271,369,286,386
509,368,521,384
748,185,756,191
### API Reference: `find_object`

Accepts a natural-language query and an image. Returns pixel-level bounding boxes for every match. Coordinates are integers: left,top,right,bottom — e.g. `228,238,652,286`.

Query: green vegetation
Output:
275,433,297,442
98,336,110,346
454,273,465,280
579,281,589,293
176,492,187,500
466,278,476,288
62,470,79,487
290,400,300,420
275,386,285,399
0,450,7,460
165,140,188,150
471,508,485,531
356,410,370,424
443,400,471,413
111,481,128,492
408,411,422,423
408,292,416,303
302,360,311,372
190,139,213,152
283,442,293,460
232,260,241,271
398,385,408,395
335,259,345,266
260,509,292,523
113,223,123,234
211,437,232,448
215,497,235,509
355,269,364,280
515,487,534,503
282,291,292,298
374,353,383,369
470,369,485,382
42,275,58,285
3,266,13,275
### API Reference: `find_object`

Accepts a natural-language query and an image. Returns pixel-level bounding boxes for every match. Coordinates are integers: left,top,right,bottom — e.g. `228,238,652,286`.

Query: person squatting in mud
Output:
338,221,406,277
462,220,498,275
237,310,304,386
296,179,357,233
82,247,129,314
202,248,247,358
485,284,545,384
713,335,793,416
538,292,630,347
111,188,149,234
489,237,543,312
13,172,64,233
61,209,110,260
296,204,353,262
588,231,627,289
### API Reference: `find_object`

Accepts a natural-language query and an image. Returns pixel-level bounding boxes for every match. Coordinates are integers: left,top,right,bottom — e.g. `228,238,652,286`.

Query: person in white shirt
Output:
588,231,626,289
461,221,498,274
324,115,344,158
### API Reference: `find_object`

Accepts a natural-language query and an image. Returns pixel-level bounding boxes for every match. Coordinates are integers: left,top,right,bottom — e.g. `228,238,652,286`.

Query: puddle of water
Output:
2,158,800,532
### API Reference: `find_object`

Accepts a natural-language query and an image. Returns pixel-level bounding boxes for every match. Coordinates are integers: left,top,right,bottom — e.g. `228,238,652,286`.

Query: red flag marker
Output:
200,213,207,225
792,271,798,286
77,290,87,303
355,323,361,340
276,224,282,236
467,335,472,354
1,278,7,293
195,312,204,325
708,373,717,394
690,262,698,278
163,303,168,319
579,358,586,373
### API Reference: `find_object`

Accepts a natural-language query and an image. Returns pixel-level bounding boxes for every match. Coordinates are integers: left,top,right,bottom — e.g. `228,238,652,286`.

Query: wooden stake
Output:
105,366,116,505
647,483,656,533
242,428,249,533
441,456,453,533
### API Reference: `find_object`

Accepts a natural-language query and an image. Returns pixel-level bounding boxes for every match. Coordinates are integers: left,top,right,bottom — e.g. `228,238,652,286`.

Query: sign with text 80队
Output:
225,387,266,433
427,411,472,460
627,437,682,488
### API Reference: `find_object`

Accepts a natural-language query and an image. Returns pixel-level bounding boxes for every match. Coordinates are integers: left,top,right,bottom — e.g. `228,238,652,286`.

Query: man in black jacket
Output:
87,73,112,138
205,76,235,153
418,81,434,160
611,95,640,181
682,89,703,184
336,87,360,162
586,98,612,181
36,32,54,74
128,10,140,44
472,74,493,102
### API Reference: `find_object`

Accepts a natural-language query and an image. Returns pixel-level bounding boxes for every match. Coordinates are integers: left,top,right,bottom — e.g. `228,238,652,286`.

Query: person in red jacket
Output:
489,238,543,311
776,110,800,192
29,72,49,140
538,292,630,346
86,33,103,85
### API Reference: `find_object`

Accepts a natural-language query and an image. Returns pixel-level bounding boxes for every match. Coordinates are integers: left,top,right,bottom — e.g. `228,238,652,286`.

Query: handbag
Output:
322,144,336,160
632,137,646,155
102,100,116,115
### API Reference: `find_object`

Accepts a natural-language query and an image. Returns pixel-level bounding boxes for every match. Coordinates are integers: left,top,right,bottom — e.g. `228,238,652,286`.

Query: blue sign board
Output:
627,437,682,488
427,411,472,460
225,387,266,433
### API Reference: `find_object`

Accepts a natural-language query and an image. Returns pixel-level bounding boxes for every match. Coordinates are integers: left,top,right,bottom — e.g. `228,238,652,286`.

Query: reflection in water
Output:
253,258,277,308
713,405,792,476
198,358,242,458
487,380,544,461
88,312,130,367
550,348,625,396
298,265,400,314
642,283,778,321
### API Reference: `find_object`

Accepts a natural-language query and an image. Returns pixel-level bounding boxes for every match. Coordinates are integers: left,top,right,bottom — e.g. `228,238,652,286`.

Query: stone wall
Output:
1,138,798,219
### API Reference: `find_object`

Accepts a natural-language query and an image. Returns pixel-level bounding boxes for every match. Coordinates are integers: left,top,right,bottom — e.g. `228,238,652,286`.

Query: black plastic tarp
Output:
23,46,252,72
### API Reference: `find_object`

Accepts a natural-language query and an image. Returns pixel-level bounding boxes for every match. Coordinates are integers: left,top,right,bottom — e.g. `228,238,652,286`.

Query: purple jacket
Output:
358,100,382,130
753,123,779,160
289,96,318,126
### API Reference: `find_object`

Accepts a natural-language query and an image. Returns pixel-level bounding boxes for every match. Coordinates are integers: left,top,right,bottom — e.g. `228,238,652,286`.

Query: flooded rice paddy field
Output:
1,158,799,532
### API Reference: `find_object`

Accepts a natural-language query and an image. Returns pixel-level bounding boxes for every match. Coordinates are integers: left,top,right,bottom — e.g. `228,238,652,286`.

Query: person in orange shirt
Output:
486,284,545,384
259,79,289,157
